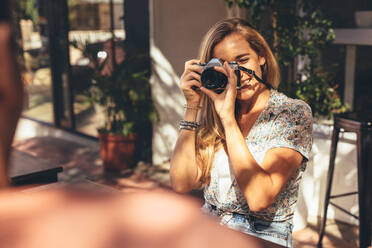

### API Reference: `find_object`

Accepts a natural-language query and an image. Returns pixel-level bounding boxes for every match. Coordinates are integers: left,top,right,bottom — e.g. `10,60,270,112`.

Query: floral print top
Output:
204,89,313,222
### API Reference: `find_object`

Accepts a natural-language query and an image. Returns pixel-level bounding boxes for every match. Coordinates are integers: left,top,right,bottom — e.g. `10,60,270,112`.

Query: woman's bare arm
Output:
170,60,203,193
170,109,201,193
222,119,303,212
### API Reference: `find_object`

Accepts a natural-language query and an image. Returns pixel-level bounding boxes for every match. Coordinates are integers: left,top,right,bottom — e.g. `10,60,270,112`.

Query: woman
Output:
170,18,312,247
0,0,23,187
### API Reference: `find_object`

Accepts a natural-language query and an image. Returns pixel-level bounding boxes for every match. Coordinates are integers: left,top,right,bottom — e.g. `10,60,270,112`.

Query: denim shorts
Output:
202,203,293,248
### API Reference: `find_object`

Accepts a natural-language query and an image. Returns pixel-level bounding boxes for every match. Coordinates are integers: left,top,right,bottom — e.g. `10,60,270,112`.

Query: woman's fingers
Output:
184,71,201,82
181,60,203,89
184,59,203,74
199,86,218,101
187,64,203,75
184,59,200,68
179,59,204,105
182,71,202,89
211,63,237,95
212,64,228,77
188,80,202,91
224,62,237,88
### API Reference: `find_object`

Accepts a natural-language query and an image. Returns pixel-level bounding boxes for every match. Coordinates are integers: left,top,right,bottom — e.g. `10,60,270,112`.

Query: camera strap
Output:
234,69,241,87
237,66,272,89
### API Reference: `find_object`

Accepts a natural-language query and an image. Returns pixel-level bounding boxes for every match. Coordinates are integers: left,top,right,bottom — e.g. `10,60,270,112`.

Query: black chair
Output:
318,112,372,248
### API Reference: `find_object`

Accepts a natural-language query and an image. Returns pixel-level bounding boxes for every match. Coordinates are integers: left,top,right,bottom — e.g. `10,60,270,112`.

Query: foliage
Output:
86,50,158,136
295,70,349,117
223,0,348,118
14,0,39,26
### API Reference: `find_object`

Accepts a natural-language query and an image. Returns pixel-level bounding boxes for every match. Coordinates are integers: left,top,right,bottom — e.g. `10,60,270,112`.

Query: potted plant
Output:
86,41,158,171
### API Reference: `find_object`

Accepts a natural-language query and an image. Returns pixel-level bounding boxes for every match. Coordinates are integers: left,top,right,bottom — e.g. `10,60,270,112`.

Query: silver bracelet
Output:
179,125,197,131
183,104,202,110
179,120,199,131
180,120,199,127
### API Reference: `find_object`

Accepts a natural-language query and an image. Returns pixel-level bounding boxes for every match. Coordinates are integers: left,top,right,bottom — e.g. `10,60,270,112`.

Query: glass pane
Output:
68,0,125,136
18,1,53,122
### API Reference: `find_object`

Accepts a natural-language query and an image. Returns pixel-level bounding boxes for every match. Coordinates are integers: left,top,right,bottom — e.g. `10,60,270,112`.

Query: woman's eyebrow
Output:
235,53,250,59
218,53,250,63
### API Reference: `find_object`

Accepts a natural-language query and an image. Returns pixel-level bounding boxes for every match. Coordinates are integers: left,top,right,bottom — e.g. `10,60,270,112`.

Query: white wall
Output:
294,124,359,230
150,0,227,165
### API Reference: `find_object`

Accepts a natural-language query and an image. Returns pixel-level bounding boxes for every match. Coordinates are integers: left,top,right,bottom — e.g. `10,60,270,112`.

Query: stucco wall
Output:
150,0,227,165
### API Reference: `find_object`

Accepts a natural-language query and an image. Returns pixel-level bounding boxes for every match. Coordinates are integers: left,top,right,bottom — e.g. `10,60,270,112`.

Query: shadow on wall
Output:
150,45,185,165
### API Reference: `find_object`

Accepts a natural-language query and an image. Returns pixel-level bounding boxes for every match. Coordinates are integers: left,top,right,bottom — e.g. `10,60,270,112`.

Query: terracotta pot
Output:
98,132,136,171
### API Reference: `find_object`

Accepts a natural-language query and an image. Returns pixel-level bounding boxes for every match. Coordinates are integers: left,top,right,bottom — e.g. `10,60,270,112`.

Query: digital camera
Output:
199,58,241,94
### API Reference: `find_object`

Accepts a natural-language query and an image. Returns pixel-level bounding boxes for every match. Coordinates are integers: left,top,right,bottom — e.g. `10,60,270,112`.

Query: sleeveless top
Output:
203,89,313,222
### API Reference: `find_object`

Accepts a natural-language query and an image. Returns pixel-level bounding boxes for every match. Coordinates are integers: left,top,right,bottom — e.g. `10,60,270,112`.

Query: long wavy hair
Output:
196,18,280,187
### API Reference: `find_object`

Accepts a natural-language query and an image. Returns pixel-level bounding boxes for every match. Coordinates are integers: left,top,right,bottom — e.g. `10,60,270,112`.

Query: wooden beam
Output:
344,45,356,109
334,29,372,46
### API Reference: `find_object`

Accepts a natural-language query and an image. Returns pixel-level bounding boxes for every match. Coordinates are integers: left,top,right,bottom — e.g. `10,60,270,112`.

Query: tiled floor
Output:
293,217,359,247
12,135,360,248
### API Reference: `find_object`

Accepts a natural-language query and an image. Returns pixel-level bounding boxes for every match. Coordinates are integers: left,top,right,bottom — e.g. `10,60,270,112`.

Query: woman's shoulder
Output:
269,89,312,118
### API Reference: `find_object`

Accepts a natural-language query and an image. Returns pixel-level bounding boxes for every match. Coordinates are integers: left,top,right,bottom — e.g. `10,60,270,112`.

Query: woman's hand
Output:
180,59,203,107
200,62,237,124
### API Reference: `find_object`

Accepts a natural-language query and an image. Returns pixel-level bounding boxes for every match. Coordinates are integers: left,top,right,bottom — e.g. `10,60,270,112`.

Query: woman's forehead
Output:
212,33,255,60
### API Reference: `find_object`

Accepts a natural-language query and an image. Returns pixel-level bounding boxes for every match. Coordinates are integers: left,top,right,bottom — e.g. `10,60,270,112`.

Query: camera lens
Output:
201,68,227,94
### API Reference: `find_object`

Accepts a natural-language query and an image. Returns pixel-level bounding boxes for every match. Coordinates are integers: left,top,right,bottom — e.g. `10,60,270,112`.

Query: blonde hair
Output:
196,18,280,186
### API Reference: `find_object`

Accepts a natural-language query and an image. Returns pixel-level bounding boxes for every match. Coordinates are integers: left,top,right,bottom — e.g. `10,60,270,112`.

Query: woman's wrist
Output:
220,115,237,128
183,101,201,122
184,104,201,111
183,108,199,122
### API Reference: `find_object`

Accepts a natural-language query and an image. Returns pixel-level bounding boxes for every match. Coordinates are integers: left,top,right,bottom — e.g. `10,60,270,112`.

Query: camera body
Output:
199,58,241,94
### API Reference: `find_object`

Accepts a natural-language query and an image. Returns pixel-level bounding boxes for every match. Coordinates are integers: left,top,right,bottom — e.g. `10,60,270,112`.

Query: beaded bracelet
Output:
179,120,199,131
180,120,199,127
179,125,197,131
183,104,202,110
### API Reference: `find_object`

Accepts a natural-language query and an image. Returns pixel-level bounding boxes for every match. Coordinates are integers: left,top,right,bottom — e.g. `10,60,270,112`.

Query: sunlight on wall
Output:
150,45,184,165
14,118,98,148
149,0,227,165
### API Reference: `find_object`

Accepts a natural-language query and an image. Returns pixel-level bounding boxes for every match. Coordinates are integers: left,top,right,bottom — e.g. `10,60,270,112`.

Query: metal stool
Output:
318,112,372,248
